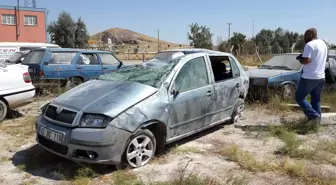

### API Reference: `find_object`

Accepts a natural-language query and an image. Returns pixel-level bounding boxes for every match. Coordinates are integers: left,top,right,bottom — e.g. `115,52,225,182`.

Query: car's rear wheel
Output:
0,99,8,122
119,129,156,169
229,98,244,124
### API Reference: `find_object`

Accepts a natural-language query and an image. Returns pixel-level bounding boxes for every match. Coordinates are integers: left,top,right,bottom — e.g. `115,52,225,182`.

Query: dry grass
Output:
0,116,37,138
216,144,336,185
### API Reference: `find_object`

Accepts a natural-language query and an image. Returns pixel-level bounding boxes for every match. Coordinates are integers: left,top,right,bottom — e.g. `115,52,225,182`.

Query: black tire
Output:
117,129,156,169
0,99,8,122
229,98,245,124
66,77,83,89
281,84,295,101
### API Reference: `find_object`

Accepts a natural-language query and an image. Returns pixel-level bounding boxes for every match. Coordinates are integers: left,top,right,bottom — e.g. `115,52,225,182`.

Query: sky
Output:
2,0,336,44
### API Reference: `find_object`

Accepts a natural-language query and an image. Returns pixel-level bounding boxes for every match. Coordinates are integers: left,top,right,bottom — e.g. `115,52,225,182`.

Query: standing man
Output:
295,28,328,124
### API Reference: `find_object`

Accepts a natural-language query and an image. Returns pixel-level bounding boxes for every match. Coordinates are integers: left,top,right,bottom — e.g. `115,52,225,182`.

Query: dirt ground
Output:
0,97,336,185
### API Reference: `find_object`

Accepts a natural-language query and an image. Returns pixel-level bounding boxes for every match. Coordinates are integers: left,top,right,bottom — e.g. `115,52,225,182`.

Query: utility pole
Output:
252,17,254,39
157,30,160,52
227,23,232,45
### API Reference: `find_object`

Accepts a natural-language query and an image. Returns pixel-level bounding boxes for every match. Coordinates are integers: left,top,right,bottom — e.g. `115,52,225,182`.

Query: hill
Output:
89,28,189,52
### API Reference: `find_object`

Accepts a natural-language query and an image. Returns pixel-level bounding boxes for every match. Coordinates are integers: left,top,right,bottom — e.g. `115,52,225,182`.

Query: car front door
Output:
75,53,103,80
168,55,215,138
98,53,122,74
210,55,241,122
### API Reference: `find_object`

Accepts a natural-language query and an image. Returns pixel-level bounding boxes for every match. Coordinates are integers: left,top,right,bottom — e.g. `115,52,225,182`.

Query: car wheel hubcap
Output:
0,105,3,117
283,87,292,99
126,135,154,168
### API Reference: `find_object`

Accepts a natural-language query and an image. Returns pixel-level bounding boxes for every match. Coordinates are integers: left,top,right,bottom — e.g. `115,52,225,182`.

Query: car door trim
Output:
1,87,35,97
169,106,232,129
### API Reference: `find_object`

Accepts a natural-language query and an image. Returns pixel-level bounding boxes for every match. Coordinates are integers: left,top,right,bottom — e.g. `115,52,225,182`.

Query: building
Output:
0,5,47,43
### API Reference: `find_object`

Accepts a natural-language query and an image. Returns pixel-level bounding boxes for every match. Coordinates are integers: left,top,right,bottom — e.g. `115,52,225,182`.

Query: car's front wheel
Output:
120,129,156,168
0,99,8,122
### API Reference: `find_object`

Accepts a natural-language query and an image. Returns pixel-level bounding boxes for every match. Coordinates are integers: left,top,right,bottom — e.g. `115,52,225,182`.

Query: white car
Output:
0,62,35,122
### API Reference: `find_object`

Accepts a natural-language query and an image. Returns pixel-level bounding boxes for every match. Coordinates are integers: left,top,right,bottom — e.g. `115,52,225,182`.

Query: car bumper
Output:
35,115,132,165
247,83,281,101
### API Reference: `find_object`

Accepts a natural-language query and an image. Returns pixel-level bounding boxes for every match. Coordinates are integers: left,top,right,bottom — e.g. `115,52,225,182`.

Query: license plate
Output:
28,68,33,73
39,126,64,144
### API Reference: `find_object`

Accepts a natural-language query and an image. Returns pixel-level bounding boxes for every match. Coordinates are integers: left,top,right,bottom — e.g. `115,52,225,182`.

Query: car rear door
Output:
21,49,46,80
209,55,241,122
75,52,103,80
168,54,215,138
98,52,122,74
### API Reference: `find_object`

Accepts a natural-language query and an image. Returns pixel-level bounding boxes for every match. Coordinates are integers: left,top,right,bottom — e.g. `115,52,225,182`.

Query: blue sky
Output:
2,0,335,44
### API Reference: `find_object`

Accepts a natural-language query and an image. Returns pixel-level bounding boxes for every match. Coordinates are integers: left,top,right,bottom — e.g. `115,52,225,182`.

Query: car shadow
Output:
157,121,232,156
6,109,24,119
11,121,233,180
12,145,116,180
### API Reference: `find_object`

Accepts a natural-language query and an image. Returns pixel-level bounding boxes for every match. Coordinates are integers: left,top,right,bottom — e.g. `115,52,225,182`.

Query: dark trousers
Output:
295,77,325,120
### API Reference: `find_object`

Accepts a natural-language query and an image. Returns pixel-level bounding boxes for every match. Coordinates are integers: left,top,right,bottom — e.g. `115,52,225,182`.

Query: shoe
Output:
306,116,321,125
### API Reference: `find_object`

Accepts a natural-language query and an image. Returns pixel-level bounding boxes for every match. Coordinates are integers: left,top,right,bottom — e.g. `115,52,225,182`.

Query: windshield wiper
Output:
272,66,291,70
259,65,273,69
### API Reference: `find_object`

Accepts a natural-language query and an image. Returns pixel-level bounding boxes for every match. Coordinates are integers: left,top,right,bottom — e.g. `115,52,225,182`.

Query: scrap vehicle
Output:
247,53,336,101
5,50,31,64
0,62,35,122
0,42,60,63
21,48,123,89
35,48,249,168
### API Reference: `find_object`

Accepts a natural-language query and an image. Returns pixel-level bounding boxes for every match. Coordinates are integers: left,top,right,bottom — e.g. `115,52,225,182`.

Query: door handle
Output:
206,91,213,97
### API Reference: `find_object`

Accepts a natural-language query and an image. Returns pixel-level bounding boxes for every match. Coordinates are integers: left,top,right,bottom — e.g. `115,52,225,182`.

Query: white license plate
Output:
39,126,64,144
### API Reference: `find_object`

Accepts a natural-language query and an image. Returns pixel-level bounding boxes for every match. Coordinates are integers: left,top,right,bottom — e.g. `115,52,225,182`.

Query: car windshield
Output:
98,56,182,88
7,52,23,63
259,54,302,70
22,50,45,64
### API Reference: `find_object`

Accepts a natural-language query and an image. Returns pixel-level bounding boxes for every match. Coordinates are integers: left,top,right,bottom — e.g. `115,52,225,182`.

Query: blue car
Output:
21,48,123,88
247,53,336,101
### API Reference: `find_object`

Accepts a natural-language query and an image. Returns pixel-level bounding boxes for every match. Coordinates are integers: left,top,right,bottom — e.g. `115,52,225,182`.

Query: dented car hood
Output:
52,80,158,118
247,68,297,78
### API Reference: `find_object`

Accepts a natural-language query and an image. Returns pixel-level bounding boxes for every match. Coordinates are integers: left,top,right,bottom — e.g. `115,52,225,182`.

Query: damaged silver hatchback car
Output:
35,49,249,168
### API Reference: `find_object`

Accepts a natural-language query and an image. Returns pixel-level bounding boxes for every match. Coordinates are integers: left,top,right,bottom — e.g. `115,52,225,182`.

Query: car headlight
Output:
79,114,113,128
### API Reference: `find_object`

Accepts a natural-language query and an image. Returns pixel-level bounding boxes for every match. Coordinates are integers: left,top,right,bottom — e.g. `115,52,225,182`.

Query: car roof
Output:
159,48,231,55
32,48,112,53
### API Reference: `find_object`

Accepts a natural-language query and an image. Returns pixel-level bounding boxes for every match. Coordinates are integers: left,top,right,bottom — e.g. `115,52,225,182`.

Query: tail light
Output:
39,71,44,77
23,72,32,83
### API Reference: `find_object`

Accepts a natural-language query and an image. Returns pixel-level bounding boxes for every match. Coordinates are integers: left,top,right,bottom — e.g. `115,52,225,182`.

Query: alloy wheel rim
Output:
126,135,154,168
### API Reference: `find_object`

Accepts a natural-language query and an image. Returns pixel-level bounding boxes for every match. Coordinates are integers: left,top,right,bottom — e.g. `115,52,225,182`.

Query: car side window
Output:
99,53,119,65
49,52,77,64
229,57,240,77
174,56,209,92
77,53,99,65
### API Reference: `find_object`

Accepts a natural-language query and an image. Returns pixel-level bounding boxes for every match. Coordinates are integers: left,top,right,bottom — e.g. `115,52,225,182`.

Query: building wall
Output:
0,7,46,43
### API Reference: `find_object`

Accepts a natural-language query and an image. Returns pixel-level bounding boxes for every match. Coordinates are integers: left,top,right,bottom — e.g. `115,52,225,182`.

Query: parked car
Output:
0,62,35,122
21,48,123,89
247,53,336,101
5,50,31,64
35,49,249,168
0,42,60,63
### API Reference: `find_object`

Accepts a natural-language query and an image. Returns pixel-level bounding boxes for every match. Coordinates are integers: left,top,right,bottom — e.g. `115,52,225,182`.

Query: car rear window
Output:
49,52,77,64
22,50,45,64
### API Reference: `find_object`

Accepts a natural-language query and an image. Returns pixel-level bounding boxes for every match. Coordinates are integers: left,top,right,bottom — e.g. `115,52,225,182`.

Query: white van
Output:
0,42,60,62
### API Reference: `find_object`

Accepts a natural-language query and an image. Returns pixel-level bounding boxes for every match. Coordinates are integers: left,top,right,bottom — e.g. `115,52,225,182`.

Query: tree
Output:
47,11,76,48
74,18,89,48
188,23,213,49
229,32,247,55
